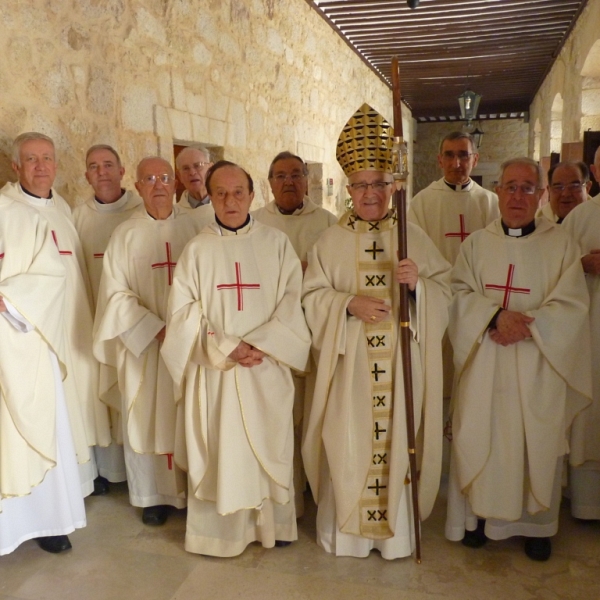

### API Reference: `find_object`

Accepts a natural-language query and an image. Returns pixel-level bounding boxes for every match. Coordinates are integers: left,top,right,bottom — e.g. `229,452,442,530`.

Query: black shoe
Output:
461,519,487,548
524,537,551,561
91,476,110,496
36,535,72,554
142,505,169,526
274,540,292,547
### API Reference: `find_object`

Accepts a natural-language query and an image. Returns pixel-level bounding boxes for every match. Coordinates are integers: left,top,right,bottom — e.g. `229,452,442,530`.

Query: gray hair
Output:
268,151,309,178
86,144,122,167
12,132,55,166
498,157,543,187
438,131,477,155
175,144,212,169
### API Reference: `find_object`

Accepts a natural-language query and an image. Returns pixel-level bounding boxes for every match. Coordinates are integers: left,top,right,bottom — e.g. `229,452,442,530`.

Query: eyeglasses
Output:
550,182,586,193
348,181,392,192
180,162,210,173
500,184,540,195
139,174,175,186
270,173,306,183
441,151,474,162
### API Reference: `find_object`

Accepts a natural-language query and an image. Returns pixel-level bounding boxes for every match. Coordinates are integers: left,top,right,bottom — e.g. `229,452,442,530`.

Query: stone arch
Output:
533,118,542,162
580,39,600,134
550,93,563,154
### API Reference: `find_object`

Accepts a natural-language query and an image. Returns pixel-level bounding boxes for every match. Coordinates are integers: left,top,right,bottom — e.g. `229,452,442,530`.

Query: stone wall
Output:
529,0,600,157
0,0,411,213
413,119,529,195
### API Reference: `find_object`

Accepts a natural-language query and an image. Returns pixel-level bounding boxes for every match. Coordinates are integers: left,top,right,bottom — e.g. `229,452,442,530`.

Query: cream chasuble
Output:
73,191,142,306
0,198,70,508
94,205,200,471
1,182,110,458
536,201,560,224
448,218,591,526
178,190,215,228
161,219,311,556
301,210,451,552
252,197,337,261
563,198,600,518
408,178,499,266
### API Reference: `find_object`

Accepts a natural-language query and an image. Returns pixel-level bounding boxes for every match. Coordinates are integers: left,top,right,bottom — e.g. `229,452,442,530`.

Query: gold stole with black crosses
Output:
343,210,397,539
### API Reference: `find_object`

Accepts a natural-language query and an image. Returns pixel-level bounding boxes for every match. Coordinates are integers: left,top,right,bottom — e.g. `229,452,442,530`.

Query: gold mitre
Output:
336,103,394,177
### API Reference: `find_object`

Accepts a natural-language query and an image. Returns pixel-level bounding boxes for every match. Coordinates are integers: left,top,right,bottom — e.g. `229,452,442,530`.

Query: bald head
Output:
592,146,600,186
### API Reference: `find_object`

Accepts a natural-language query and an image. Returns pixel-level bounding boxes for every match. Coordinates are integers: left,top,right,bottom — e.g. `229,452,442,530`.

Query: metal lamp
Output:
458,90,482,125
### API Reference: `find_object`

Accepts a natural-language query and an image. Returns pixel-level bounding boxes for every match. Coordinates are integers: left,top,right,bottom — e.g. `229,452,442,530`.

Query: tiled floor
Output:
1,480,599,600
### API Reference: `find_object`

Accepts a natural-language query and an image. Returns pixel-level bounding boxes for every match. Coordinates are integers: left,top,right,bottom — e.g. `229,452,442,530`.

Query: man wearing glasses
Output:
94,157,201,526
562,149,600,522
446,157,591,561
408,132,499,407
175,145,215,228
538,161,591,223
302,104,451,559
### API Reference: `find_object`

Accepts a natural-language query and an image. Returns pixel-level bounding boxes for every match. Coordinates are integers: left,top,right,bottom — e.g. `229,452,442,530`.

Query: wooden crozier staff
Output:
391,56,421,563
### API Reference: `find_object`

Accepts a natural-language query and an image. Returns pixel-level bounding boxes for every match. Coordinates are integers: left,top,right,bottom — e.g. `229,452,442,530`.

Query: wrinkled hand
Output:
581,249,600,275
155,327,166,342
395,257,418,291
0,296,6,313
228,341,266,367
489,310,534,346
347,295,391,324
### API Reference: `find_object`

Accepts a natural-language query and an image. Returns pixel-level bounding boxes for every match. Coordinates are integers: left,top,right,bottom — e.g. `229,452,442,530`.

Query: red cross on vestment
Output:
151,242,177,286
51,230,73,256
93,253,104,259
484,263,530,309
444,214,470,242
217,262,260,311
0,253,4,259
166,453,173,470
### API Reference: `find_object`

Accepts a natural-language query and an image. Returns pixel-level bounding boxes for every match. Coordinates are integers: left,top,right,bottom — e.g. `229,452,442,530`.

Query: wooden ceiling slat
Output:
305,0,589,118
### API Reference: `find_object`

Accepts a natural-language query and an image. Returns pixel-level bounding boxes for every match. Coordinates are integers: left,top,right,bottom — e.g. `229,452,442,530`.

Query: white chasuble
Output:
563,198,600,518
73,191,142,306
1,182,109,459
408,178,499,266
161,219,311,556
448,218,591,524
301,210,451,555
94,206,200,474
0,198,69,509
252,197,337,262
178,191,215,229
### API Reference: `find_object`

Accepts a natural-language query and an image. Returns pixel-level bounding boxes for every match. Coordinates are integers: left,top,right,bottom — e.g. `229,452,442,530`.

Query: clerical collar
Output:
444,179,471,191
95,189,125,205
20,184,53,200
556,217,564,225
277,201,303,215
215,214,251,234
188,194,210,209
501,220,536,237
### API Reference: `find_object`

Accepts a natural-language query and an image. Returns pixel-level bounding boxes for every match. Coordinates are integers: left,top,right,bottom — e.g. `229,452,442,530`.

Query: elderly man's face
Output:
176,148,212,201
437,138,479,185
209,165,254,229
12,139,56,198
85,148,125,204
548,164,590,220
347,169,393,222
135,158,176,219
496,163,542,229
269,157,308,212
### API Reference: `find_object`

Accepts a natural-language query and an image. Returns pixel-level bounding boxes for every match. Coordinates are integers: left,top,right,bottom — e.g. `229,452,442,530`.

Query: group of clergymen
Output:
1,103,600,564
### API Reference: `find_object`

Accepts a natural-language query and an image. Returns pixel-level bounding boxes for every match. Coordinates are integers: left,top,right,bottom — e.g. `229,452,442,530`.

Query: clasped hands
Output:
488,309,535,346
347,258,417,324
228,341,265,367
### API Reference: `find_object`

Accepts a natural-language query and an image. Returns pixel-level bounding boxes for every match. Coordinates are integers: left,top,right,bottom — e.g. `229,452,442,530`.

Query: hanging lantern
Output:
458,90,482,124
472,124,485,148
